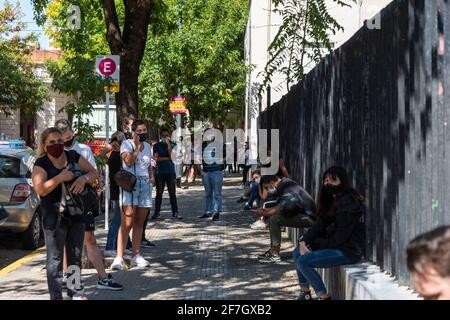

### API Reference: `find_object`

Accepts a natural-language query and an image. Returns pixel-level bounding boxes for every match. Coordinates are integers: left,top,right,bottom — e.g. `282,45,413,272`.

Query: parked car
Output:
0,140,42,250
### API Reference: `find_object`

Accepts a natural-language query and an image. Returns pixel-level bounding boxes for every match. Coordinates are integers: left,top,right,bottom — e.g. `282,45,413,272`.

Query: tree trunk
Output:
102,0,153,125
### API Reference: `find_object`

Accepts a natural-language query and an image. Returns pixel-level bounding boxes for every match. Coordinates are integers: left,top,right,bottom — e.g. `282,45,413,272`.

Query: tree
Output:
43,0,107,142
0,1,49,116
32,0,155,123
139,0,250,128
259,0,355,96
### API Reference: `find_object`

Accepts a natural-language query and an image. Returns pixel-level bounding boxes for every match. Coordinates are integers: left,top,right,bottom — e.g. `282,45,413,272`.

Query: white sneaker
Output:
250,220,267,230
131,254,150,268
110,256,126,270
104,250,116,257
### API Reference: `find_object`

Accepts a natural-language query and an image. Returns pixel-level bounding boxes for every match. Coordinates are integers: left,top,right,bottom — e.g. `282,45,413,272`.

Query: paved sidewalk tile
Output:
0,176,299,300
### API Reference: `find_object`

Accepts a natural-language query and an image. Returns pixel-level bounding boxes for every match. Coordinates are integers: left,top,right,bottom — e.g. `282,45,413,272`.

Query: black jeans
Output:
155,173,179,214
242,165,251,184
42,214,84,300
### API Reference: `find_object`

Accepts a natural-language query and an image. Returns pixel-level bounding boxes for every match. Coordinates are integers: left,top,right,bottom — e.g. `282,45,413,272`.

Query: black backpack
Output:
60,162,99,217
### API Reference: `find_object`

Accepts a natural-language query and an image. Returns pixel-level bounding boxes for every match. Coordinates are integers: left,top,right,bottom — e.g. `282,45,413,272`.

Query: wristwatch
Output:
83,174,90,182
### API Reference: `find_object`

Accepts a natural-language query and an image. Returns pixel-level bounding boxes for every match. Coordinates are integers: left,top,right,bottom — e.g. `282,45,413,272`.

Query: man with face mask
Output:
55,119,123,291
254,175,316,263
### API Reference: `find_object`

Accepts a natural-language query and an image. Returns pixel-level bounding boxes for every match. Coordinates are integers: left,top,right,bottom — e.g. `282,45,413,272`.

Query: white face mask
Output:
254,177,261,184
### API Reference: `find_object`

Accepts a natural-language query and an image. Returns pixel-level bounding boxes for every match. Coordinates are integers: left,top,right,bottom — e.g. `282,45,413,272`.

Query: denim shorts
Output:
120,176,153,208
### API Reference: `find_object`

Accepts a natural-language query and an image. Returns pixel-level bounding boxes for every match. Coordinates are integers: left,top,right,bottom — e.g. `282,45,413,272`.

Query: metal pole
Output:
104,91,110,231
177,1,183,129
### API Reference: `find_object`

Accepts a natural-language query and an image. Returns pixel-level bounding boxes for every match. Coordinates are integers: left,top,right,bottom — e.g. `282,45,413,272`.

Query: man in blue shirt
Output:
151,128,181,220
198,130,227,221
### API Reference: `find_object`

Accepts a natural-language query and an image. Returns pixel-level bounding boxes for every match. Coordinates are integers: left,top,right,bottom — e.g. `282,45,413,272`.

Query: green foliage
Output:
259,0,355,96
139,0,250,129
0,1,49,115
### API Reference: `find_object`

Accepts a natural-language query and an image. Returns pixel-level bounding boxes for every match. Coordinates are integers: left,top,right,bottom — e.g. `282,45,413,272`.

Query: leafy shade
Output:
139,0,250,129
0,2,49,116
44,0,108,142
259,0,356,96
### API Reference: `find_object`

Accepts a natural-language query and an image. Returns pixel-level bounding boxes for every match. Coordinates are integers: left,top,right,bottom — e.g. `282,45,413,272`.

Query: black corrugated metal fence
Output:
259,0,450,287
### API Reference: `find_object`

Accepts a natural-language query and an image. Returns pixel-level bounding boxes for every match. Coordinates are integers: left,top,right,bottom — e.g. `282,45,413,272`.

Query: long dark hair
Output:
316,166,365,218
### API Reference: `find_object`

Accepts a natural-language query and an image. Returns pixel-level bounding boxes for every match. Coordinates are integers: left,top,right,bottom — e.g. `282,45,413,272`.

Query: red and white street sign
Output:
96,55,120,92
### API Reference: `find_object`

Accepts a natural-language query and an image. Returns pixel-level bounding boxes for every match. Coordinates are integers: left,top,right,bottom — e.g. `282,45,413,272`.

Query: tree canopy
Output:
0,1,49,116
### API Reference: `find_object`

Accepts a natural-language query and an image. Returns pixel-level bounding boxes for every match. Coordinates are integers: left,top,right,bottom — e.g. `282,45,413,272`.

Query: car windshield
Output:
0,155,21,178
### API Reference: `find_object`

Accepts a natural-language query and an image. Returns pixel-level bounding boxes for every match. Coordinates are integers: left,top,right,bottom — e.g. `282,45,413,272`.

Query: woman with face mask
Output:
293,166,366,300
32,128,98,300
111,120,155,270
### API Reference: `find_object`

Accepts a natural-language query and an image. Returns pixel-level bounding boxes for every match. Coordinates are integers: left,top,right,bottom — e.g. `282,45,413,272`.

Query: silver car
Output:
0,142,42,250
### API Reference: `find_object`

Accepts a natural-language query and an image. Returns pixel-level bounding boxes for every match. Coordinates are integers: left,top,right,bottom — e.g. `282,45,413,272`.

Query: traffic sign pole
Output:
104,91,110,231
96,55,120,231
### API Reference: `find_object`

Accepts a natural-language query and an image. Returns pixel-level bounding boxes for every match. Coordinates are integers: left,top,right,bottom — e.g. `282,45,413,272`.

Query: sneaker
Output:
104,250,117,257
131,254,150,268
62,272,68,290
258,250,282,263
243,204,252,211
296,291,312,300
141,239,156,248
110,256,127,270
250,220,267,230
172,212,183,220
96,274,123,291
236,197,246,203
198,213,212,219
212,213,220,221
151,213,160,220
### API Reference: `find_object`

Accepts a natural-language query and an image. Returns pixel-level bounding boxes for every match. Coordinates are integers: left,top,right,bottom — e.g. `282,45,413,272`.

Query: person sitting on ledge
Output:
293,166,365,300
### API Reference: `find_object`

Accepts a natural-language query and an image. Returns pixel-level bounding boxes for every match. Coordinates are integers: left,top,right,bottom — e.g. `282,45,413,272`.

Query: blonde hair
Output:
37,127,62,158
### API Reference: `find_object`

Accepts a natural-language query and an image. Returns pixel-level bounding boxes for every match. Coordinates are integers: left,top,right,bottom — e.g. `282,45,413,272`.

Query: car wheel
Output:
20,213,42,250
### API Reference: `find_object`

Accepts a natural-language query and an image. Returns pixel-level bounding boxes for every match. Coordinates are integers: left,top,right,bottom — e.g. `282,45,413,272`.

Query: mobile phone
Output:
262,200,278,209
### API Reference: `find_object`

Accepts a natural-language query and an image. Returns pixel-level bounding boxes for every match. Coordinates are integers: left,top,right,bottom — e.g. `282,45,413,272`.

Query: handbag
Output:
64,159,99,216
113,141,136,192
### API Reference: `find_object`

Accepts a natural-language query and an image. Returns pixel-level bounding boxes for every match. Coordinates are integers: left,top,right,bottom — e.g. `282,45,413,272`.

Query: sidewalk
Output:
0,176,299,300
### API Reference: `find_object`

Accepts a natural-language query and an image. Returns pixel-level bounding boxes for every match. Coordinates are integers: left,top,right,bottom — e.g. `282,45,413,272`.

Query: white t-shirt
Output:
120,140,152,177
67,141,97,169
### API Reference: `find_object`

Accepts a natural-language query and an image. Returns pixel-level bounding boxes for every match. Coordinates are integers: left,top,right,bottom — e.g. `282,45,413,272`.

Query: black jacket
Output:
301,191,365,263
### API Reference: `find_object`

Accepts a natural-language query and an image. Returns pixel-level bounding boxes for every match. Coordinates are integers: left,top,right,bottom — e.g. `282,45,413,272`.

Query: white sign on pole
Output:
95,55,120,230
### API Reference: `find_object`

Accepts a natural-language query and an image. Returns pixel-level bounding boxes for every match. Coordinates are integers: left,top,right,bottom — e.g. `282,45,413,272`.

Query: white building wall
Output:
0,110,20,140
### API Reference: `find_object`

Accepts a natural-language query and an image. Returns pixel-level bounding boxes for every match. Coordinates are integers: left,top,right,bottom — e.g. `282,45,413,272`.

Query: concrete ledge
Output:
319,263,421,300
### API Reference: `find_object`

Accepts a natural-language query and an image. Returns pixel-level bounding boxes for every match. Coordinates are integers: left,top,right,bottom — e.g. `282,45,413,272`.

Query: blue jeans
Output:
293,247,352,296
203,171,224,214
246,182,261,208
105,201,131,251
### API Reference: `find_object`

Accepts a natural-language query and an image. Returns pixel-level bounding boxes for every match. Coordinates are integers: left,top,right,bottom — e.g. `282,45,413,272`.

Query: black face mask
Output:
138,133,148,142
324,184,342,196
64,137,75,148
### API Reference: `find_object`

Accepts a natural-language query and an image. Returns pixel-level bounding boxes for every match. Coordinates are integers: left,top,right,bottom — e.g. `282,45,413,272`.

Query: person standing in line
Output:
55,119,123,291
151,128,181,220
241,141,252,189
32,128,98,300
104,131,132,256
198,130,226,222
111,120,154,270
141,156,157,248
